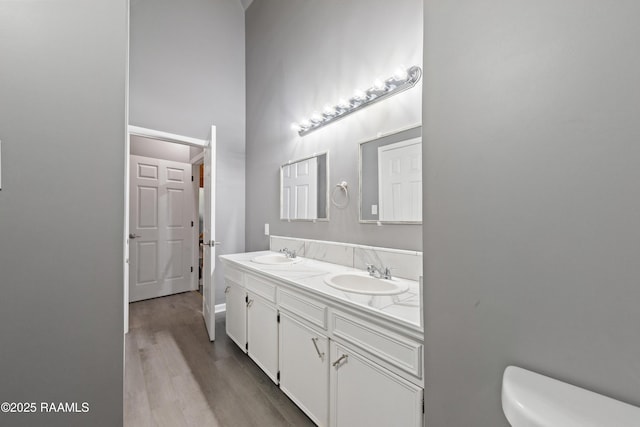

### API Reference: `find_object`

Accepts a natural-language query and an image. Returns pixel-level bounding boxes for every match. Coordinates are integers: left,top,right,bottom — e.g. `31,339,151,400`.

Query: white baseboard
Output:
214,303,226,314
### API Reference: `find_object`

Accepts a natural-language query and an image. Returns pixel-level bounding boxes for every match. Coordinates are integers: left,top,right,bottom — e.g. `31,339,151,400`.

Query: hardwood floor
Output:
125,291,315,427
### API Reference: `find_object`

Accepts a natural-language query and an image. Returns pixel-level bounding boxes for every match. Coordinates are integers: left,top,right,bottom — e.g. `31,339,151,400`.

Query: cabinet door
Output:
279,313,329,426
247,293,279,383
225,281,246,351
330,342,423,427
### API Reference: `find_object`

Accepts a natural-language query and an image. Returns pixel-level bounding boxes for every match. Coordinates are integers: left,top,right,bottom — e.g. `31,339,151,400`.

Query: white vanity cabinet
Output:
279,312,329,426
246,274,279,383
220,258,424,427
224,267,279,383
330,341,423,427
224,279,246,351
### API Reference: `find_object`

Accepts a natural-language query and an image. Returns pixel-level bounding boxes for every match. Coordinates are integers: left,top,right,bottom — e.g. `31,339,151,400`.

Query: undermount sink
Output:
323,272,409,295
251,253,302,265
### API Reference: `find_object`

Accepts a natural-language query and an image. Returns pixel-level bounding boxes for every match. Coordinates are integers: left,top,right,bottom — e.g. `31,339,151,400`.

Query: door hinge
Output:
422,395,425,414
245,295,248,303
191,220,194,227
277,371,280,382
191,175,194,182
245,342,248,351
277,313,280,323
190,266,193,273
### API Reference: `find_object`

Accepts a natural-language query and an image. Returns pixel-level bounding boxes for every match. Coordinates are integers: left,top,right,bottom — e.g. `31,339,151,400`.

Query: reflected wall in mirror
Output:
360,125,422,224
280,153,329,221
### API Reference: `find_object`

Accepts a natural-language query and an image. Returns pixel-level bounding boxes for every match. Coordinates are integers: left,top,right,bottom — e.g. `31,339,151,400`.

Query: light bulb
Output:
338,98,350,109
311,112,323,123
393,66,408,81
323,105,336,116
300,119,311,128
374,78,387,91
290,122,301,132
354,89,367,100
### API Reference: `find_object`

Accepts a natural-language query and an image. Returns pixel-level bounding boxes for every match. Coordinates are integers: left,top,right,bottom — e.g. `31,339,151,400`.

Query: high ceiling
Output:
239,0,254,11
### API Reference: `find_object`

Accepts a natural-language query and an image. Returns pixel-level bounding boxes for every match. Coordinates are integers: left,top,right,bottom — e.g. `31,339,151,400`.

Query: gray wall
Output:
245,0,423,252
0,1,127,426
130,135,191,163
129,0,246,305
422,1,640,426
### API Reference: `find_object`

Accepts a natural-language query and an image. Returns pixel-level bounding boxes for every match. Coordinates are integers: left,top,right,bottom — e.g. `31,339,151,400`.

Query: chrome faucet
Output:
366,264,392,280
279,248,297,259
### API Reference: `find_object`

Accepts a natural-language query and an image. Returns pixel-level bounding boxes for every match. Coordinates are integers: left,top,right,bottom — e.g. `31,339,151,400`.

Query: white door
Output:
129,155,194,302
330,342,423,427
378,137,422,222
202,126,217,341
281,157,318,220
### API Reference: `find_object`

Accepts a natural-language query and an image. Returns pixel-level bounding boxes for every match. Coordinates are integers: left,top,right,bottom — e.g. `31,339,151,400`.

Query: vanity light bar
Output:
292,65,422,137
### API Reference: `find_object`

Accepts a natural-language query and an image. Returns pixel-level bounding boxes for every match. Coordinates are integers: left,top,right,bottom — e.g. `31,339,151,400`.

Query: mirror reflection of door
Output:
359,126,422,224
378,138,422,222
281,157,318,220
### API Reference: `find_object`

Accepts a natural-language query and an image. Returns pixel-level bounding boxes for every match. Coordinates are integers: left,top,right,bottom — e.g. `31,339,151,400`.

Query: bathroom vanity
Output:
219,240,423,427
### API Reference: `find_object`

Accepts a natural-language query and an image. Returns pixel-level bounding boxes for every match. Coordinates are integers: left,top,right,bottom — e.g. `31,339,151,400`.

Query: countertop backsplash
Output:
269,235,422,281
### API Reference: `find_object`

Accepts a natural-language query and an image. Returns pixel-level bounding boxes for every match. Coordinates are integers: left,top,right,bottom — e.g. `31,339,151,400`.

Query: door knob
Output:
202,240,222,247
129,233,141,239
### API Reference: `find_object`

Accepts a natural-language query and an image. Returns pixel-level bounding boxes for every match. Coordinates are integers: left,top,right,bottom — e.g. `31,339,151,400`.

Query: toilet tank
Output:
502,366,640,426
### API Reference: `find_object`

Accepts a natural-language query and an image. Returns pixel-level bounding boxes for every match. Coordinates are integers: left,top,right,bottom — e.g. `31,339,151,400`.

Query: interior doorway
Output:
125,125,216,338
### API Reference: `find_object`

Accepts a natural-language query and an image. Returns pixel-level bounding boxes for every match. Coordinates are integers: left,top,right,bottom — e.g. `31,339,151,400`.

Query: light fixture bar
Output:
293,65,422,137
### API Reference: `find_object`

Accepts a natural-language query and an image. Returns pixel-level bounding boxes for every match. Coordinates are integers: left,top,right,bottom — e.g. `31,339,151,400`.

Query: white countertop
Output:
219,251,423,334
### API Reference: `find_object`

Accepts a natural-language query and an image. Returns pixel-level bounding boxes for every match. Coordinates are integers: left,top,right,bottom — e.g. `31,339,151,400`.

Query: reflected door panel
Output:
281,156,318,220
377,137,422,222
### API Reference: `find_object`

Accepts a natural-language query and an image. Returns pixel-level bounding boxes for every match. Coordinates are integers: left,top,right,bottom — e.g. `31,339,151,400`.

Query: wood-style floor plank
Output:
124,291,315,427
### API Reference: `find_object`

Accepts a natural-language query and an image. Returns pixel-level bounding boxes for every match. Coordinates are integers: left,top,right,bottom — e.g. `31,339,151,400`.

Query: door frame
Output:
124,125,208,334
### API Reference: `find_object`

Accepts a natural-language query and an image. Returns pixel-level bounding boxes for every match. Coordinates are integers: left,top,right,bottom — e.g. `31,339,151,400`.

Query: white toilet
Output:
502,366,640,426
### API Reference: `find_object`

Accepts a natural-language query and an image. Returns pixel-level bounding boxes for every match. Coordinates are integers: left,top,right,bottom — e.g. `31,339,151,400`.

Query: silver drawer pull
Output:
247,299,253,308
311,338,325,359
224,286,230,294
332,354,348,367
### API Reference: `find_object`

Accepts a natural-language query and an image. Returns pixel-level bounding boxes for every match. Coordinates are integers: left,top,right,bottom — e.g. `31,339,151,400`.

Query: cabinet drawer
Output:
224,266,243,285
331,312,422,380
245,273,277,303
279,288,328,330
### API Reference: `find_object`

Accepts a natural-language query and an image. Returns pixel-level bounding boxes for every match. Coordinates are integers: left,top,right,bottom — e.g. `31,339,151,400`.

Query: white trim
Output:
190,151,205,164
192,163,200,293
128,125,207,148
215,303,227,314
123,1,131,337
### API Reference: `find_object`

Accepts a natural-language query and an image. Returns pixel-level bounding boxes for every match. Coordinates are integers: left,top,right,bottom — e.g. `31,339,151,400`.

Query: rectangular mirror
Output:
359,125,422,224
281,152,329,221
